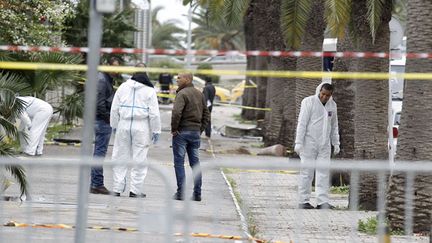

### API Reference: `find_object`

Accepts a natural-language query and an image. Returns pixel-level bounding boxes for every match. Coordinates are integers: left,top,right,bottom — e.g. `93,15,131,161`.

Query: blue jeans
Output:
91,119,112,188
172,130,202,196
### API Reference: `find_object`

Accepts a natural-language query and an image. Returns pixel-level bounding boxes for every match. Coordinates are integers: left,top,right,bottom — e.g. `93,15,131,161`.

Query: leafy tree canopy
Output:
0,0,74,45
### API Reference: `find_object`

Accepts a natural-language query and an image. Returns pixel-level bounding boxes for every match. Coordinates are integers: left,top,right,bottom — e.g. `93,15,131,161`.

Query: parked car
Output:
229,80,258,104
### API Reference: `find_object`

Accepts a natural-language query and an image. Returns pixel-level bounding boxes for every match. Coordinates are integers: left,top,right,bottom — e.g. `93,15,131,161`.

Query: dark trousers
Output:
172,130,202,196
91,119,112,188
205,105,213,137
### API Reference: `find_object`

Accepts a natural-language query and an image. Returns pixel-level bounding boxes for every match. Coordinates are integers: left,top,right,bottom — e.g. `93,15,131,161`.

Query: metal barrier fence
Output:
1,154,431,243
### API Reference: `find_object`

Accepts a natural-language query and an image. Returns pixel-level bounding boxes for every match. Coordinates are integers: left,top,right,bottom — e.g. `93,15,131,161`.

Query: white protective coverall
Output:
295,82,340,205
18,96,53,156
110,79,161,194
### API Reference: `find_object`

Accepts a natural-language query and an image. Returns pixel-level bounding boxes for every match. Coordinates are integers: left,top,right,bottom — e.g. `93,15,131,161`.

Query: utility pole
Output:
185,2,193,69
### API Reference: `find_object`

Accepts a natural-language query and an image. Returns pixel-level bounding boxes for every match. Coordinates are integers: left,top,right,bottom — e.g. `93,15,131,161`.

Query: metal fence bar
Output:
75,0,104,242
377,172,387,243
404,171,414,237
25,164,34,243
349,170,360,242
1,155,431,242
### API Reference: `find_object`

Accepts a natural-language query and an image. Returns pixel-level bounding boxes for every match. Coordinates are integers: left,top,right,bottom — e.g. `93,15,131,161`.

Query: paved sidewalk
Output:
1,106,246,243
214,153,429,243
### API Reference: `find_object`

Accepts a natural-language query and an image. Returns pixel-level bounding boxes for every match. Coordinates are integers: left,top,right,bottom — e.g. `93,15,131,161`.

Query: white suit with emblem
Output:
110,78,161,195
295,82,340,205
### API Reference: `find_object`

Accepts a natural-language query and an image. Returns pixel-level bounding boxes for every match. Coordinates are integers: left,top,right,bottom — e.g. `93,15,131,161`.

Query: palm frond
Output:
324,0,352,38
0,118,19,139
0,51,15,62
223,0,249,27
0,72,31,120
56,92,84,125
366,0,385,43
30,52,82,97
281,0,314,49
4,165,27,197
0,136,28,197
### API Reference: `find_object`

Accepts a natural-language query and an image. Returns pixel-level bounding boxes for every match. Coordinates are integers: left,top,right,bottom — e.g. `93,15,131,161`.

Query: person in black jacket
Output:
202,76,216,138
90,57,120,195
158,67,173,104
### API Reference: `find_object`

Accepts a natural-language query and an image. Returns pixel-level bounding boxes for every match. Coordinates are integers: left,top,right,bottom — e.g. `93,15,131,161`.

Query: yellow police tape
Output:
1,61,431,80
3,221,291,242
77,77,268,111
217,102,271,111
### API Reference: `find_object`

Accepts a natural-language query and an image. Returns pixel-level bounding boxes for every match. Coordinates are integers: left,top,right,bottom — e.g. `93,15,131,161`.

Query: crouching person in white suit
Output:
294,83,340,210
18,96,53,156
110,72,161,198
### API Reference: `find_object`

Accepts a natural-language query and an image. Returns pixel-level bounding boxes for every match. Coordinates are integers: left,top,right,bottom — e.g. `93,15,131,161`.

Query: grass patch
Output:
358,217,378,235
330,185,349,194
46,123,73,142
250,143,264,148
358,217,404,235
224,172,260,237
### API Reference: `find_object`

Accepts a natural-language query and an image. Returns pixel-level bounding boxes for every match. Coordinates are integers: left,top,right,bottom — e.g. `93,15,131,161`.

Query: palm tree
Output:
329,0,393,210
29,52,83,98
242,0,271,121
151,6,185,50
290,0,325,123
387,0,432,233
191,10,245,50
0,72,32,197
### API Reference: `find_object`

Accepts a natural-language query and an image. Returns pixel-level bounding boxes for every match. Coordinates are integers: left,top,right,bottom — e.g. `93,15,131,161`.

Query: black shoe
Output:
316,203,335,210
298,202,315,209
113,192,120,197
90,186,111,195
191,194,201,201
129,192,146,198
173,192,184,201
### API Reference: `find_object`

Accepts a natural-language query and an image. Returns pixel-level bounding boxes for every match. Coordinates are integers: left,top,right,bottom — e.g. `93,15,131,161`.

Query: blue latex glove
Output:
152,133,160,144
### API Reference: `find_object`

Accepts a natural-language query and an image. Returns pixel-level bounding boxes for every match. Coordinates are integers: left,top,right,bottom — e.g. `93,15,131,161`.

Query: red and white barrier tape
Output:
0,45,429,59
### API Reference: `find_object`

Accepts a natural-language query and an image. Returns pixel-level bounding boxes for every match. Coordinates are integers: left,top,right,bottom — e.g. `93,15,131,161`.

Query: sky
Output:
132,0,191,30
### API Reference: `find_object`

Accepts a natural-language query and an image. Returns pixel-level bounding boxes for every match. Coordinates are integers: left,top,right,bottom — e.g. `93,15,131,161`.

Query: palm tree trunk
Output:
349,0,392,211
387,0,432,233
262,0,297,147
241,0,269,122
295,0,325,122
241,1,258,120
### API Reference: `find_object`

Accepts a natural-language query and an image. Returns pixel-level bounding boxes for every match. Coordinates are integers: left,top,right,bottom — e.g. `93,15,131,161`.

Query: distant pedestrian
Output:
110,69,161,198
158,67,173,104
202,76,215,138
171,73,210,201
294,82,340,209
17,96,53,156
90,57,120,195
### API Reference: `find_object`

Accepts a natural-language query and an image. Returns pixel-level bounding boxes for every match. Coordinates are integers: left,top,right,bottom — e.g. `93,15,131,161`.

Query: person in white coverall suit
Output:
18,96,53,156
110,71,161,198
294,82,340,209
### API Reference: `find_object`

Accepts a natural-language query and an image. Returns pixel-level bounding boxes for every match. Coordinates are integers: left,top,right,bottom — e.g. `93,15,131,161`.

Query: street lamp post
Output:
185,3,193,69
